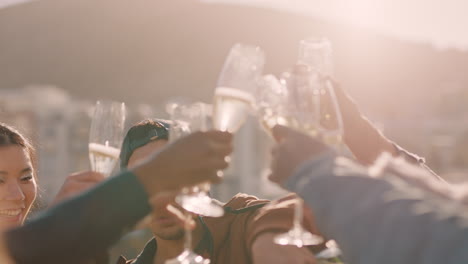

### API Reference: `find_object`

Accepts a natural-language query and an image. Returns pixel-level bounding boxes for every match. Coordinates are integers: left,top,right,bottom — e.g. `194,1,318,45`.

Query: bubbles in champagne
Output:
213,87,255,133
88,143,120,177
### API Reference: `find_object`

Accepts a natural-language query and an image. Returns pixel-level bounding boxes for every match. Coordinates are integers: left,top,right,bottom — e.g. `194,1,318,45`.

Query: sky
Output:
202,0,468,51
0,0,34,9
2,0,466,50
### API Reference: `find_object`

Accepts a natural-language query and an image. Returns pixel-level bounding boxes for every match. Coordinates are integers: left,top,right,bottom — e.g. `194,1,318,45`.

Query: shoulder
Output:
222,193,270,213
116,238,156,264
116,256,133,264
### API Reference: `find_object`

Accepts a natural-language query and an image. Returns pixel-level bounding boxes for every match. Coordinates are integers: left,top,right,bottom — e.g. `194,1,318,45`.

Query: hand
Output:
321,77,362,129
134,130,233,195
148,192,196,231
50,171,105,206
269,125,330,186
320,76,398,165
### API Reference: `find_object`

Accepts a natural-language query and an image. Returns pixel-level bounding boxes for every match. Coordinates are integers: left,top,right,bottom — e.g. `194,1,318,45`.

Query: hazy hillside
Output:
1,0,468,117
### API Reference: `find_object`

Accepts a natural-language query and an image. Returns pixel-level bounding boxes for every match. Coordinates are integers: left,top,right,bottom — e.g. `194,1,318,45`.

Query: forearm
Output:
286,153,468,264
5,171,151,264
344,114,396,165
345,115,443,181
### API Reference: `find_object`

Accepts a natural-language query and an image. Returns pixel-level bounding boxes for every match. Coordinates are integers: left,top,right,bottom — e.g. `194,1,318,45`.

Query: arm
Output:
49,171,110,264
6,171,150,264
50,171,105,206
286,151,468,264
332,80,441,181
5,130,233,264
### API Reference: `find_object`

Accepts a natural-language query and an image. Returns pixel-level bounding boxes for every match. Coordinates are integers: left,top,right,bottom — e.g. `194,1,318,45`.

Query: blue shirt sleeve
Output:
5,170,151,264
286,152,468,264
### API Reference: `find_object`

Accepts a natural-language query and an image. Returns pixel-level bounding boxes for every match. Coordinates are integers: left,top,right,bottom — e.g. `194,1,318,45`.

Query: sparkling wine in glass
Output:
297,37,344,147
213,43,265,133
213,43,264,178
89,100,126,177
256,74,290,135
298,37,334,76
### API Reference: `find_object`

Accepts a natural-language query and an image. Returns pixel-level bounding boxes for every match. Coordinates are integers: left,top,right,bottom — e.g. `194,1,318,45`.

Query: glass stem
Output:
293,198,303,231
183,212,193,251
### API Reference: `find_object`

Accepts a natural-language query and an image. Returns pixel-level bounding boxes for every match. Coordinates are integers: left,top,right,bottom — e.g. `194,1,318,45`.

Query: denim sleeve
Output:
286,153,468,264
5,170,151,264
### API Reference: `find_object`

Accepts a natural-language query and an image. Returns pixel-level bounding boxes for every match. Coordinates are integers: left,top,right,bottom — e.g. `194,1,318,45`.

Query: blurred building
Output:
380,81,468,182
0,87,166,204
0,86,85,204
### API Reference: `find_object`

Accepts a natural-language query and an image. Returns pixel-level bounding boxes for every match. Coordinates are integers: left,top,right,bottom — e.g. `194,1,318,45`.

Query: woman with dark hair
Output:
0,123,37,232
0,122,233,264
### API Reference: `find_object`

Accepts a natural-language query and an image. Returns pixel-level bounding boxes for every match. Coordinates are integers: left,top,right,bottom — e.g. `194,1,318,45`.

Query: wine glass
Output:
297,37,344,147
164,203,209,264
298,37,334,76
316,240,343,261
256,76,324,247
213,43,264,178
165,102,212,264
213,43,265,133
256,74,290,135
256,70,325,248
273,39,344,248
273,196,324,247
88,100,126,177
167,101,224,217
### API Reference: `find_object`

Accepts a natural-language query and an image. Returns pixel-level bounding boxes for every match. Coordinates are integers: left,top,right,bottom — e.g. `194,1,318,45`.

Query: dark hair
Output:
119,119,170,169
0,123,37,173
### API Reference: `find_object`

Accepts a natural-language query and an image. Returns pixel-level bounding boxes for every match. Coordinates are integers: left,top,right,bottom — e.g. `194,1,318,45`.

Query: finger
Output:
166,204,196,230
149,191,178,210
206,141,233,157
64,181,100,193
293,63,311,74
201,130,233,143
68,171,106,182
188,152,230,172
270,145,280,159
272,125,310,144
267,169,280,184
190,169,223,186
207,156,230,171
271,125,293,142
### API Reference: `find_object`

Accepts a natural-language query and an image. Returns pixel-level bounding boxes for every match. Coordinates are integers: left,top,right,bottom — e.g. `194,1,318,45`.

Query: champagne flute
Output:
167,101,224,217
298,37,344,147
213,43,265,133
256,70,325,247
274,39,344,248
88,100,126,177
298,37,334,76
316,240,343,262
256,74,290,135
213,43,264,179
165,102,211,264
